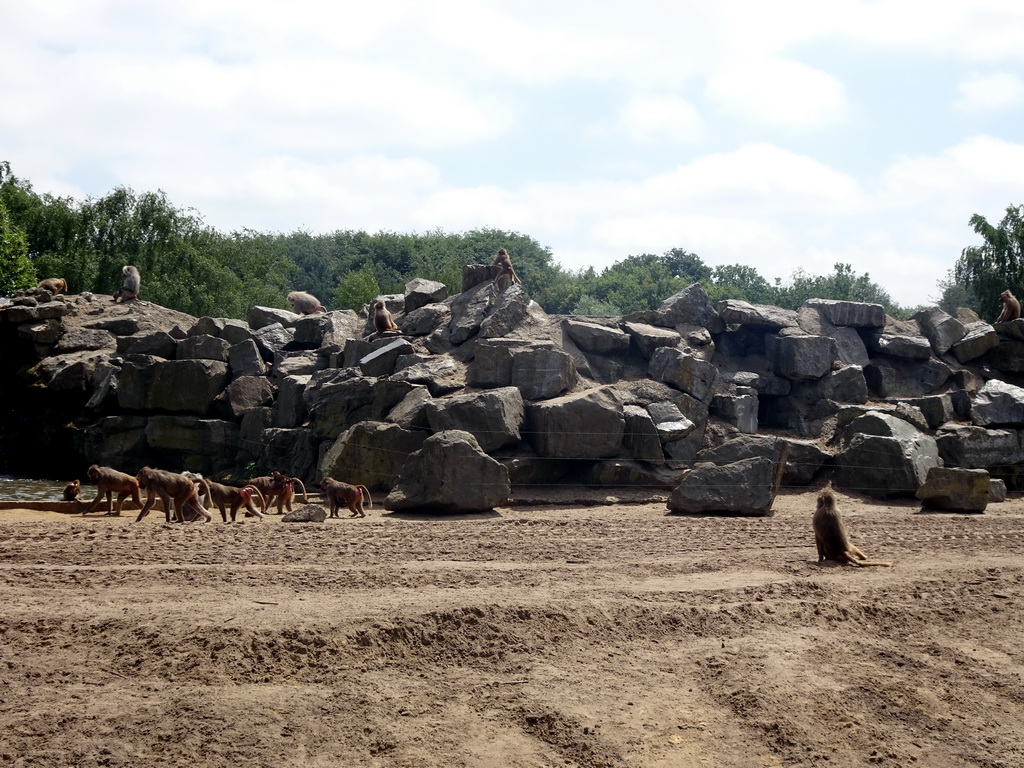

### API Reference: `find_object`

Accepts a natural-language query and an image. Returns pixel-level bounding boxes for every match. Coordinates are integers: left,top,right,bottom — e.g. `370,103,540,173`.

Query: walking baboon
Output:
813,488,892,567
37,277,67,295
372,300,401,335
205,481,266,522
996,289,1021,323
135,467,211,523
83,465,142,516
247,471,307,515
113,265,141,302
320,477,373,518
287,291,325,315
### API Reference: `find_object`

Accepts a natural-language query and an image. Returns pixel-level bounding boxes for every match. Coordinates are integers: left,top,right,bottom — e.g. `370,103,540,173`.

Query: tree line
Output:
1,163,1014,322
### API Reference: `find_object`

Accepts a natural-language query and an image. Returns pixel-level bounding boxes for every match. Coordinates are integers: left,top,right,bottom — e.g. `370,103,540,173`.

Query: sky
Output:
4,1,1024,309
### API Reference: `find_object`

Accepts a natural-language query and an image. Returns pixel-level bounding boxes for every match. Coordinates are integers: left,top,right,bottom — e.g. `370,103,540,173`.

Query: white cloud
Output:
616,96,706,145
706,58,848,130
954,72,1024,111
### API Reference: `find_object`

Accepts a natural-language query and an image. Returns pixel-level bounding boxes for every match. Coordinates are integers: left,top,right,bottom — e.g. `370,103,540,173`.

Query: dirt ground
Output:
0,488,1022,768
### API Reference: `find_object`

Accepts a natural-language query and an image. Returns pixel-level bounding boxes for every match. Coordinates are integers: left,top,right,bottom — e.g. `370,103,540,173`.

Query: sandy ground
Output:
0,488,1023,768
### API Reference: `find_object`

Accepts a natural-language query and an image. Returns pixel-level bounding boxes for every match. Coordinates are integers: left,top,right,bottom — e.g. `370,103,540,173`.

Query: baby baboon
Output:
62,479,82,502
996,289,1021,323
37,277,67,295
287,291,325,315
113,265,141,302
84,464,142,516
491,247,522,294
372,299,401,335
320,477,373,518
813,488,892,567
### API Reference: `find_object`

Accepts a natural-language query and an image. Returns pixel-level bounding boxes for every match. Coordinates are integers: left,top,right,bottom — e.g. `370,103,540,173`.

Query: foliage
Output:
0,196,35,295
772,262,908,318
332,263,381,311
705,263,775,305
954,205,1024,322
932,269,979,316
571,294,622,317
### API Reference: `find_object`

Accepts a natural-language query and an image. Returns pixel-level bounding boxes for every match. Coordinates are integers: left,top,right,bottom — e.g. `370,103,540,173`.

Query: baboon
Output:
113,265,141,302
372,300,401,335
813,488,892,567
491,247,522,294
287,291,325,315
247,471,307,515
37,277,67,295
320,477,373,518
62,479,81,502
996,289,1021,323
205,481,266,522
84,465,142,516
135,467,212,523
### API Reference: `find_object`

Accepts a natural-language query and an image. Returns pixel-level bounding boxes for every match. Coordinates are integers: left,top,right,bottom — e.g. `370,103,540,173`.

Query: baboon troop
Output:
287,291,326,315
113,265,141,302
813,487,892,567
83,464,142,516
372,299,401,335
320,477,372,518
996,289,1021,323
36,277,67,295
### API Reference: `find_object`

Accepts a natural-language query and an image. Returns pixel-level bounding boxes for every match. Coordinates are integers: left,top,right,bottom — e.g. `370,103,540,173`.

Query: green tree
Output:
933,268,979,315
954,205,1024,322
706,263,775,304
0,196,35,294
333,263,381,310
773,263,905,317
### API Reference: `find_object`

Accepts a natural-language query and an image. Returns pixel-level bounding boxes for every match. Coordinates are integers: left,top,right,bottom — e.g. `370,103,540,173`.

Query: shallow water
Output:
0,475,68,502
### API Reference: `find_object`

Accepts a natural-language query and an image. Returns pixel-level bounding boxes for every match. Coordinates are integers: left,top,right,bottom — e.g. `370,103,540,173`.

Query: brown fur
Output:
62,479,81,502
135,467,211,523
205,480,266,522
113,265,140,302
372,300,401,335
491,247,522,293
37,277,67,295
247,471,308,515
813,488,892,567
996,289,1021,323
84,465,142,516
287,291,325,315
320,477,373,518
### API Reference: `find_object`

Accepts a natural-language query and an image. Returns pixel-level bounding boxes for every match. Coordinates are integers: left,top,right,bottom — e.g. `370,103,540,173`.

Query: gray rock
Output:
951,321,999,363
511,348,575,401
404,278,449,314
972,379,1024,427
217,375,275,420
936,424,1024,467
564,320,630,355
425,387,524,452
177,334,231,362
623,322,680,358
228,339,268,378
320,420,427,491
716,300,799,330
914,306,966,355
281,504,328,523
832,432,939,498
117,358,229,415
623,405,664,463
916,467,990,512
273,375,311,428
803,299,885,327
525,388,624,459
667,457,779,516
384,430,510,513
648,347,718,402
658,282,722,332
399,303,451,336
248,305,300,330
770,334,838,381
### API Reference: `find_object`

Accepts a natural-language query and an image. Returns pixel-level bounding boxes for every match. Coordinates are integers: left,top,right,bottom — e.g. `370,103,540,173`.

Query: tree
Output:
773,263,905,317
333,263,381,311
706,263,775,304
933,268,978,315
954,205,1024,322
0,197,35,294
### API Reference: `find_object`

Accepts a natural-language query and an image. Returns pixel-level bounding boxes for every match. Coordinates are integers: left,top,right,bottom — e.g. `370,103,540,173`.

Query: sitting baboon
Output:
813,487,892,567
83,465,142,516
996,289,1021,323
135,467,212,523
37,277,67,295
62,479,82,502
491,247,522,294
287,291,325,315
372,299,401,335
320,477,373,518
113,265,141,302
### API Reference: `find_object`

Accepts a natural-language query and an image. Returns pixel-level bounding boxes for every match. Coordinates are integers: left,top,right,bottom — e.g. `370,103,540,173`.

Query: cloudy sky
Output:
4,1,1024,307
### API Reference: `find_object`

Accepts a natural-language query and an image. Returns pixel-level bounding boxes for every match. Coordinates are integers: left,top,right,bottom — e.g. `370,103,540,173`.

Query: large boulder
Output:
525,388,624,459
320,420,427,491
117,358,229,415
936,425,1024,468
832,431,939,498
511,348,576,400
658,282,722,332
424,387,524,452
648,347,718,402
971,379,1024,427
802,299,885,328
384,430,510,513
916,467,990,513
667,457,779,516
914,306,966,355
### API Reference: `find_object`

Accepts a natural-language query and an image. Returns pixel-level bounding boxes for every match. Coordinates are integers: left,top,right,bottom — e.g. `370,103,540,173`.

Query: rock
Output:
916,467,990,512
914,306,966,355
320,421,427,491
281,504,327,523
951,321,998,363
511,348,576,400
658,283,722,332
936,425,1024,468
117,358,229,415
833,432,939,498
648,347,718,402
399,303,451,337
971,379,1024,427
564,320,630,356
177,334,231,362
623,322,680,358
384,430,510,513
425,387,524,452
248,305,299,330
391,356,465,396
770,334,838,380
622,405,664,464
274,375,311,428
404,278,449,313
228,338,268,378
525,388,624,459
803,299,885,328
716,300,799,330
217,375,275,420
667,457,779,516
